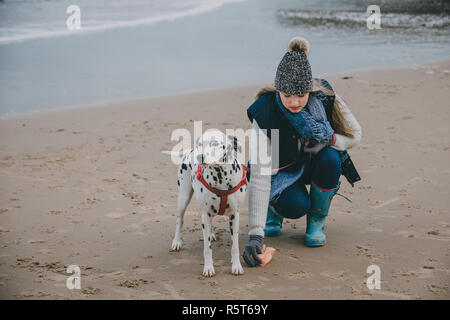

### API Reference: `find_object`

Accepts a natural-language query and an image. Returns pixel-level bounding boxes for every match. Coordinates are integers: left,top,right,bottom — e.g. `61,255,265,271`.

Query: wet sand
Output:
0,59,449,299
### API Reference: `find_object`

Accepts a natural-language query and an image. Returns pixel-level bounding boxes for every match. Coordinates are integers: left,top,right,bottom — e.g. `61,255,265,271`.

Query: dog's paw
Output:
232,263,244,275
202,264,215,277
170,239,182,251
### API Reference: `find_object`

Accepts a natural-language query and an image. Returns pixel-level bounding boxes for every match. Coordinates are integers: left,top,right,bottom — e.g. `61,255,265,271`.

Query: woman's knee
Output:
316,147,341,169
311,147,342,188
272,184,310,219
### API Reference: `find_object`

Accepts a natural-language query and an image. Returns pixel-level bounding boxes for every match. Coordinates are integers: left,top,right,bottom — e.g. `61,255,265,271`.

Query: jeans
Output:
270,147,342,219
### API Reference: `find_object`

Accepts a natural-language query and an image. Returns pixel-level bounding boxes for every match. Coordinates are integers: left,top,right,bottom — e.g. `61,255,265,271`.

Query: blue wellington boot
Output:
264,205,284,237
305,181,341,247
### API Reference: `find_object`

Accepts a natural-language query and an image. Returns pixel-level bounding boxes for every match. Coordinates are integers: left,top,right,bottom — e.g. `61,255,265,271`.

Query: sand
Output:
0,59,449,300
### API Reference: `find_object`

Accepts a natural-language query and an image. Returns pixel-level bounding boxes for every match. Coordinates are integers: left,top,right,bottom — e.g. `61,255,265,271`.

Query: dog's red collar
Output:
195,163,249,215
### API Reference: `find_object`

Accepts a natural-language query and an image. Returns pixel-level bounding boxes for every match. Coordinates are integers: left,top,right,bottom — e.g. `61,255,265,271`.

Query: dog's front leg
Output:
230,212,244,275
201,211,215,277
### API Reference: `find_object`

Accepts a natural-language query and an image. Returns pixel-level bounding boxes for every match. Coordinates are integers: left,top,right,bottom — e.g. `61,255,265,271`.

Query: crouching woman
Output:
243,37,362,267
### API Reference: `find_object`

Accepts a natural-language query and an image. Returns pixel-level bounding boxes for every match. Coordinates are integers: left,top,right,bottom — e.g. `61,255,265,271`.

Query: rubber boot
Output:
264,205,284,237
305,181,341,247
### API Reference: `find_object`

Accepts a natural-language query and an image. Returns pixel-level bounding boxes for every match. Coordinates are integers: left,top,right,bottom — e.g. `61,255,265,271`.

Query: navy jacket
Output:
246,78,360,200
247,78,336,172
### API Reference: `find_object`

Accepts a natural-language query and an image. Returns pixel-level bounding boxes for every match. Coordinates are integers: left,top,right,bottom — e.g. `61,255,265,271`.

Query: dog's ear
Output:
227,135,242,153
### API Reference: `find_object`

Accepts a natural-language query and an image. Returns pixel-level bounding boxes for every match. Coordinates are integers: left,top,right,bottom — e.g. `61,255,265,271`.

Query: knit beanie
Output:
274,37,313,95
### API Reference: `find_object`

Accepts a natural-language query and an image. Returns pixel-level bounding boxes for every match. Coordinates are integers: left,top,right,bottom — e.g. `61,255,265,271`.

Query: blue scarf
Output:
275,91,334,143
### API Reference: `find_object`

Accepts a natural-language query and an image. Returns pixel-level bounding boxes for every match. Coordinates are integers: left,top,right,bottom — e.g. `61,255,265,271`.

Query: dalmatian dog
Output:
161,129,248,276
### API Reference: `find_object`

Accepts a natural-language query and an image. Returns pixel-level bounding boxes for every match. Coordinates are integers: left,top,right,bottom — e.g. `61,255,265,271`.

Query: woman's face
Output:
279,91,309,113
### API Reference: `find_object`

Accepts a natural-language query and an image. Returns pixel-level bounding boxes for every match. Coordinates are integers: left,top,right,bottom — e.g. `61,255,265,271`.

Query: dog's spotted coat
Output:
166,130,247,276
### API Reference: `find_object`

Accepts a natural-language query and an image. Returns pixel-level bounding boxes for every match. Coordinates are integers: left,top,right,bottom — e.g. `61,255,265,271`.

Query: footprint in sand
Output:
27,239,47,244
119,279,149,288
55,229,72,234
356,244,386,260
287,271,312,280
36,249,53,254
0,226,10,234
48,210,63,215
84,198,100,205
426,284,448,296
82,287,103,295
15,291,53,298
392,267,435,280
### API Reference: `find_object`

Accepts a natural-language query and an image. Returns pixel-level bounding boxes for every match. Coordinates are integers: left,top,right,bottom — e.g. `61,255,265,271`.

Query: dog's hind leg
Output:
210,226,216,242
171,167,193,251
201,211,215,277
230,212,244,275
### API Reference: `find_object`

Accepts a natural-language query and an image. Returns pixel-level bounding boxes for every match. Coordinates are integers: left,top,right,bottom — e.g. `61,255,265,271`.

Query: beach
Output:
0,59,449,299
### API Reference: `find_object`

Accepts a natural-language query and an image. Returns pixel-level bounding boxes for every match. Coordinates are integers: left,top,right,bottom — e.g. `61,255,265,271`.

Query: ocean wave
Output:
0,0,246,45
364,0,450,15
277,9,450,30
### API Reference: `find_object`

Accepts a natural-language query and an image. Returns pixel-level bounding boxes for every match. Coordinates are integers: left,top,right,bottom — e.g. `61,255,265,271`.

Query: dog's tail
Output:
160,150,191,157
161,150,179,156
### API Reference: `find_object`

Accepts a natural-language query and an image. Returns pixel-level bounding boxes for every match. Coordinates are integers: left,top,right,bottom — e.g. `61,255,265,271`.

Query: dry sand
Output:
0,59,449,300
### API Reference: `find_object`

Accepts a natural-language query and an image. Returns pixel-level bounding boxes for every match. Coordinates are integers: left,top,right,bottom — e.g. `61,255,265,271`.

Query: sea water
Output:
0,0,449,118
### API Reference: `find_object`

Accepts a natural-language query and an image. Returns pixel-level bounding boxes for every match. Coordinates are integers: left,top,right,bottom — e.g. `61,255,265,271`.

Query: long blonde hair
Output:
255,81,354,138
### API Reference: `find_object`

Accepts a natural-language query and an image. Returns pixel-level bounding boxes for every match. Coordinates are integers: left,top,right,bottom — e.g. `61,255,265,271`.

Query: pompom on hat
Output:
274,37,313,95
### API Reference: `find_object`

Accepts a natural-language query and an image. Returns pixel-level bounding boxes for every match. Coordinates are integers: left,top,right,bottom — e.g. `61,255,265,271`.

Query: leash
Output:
335,192,352,203
271,161,295,174
195,163,249,215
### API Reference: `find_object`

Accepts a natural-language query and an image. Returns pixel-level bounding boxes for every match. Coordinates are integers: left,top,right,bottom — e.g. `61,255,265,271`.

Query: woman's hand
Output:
242,235,264,267
304,134,336,155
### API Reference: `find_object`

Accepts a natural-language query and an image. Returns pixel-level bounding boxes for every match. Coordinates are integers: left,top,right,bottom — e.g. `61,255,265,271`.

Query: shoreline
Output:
0,58,449,299
1,57,449,122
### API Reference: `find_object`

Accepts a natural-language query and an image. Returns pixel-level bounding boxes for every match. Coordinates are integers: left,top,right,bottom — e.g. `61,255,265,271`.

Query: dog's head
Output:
194,129,242,166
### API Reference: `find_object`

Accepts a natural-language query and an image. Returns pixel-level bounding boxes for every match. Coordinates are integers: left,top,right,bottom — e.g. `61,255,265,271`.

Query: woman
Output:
243,37,362,267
